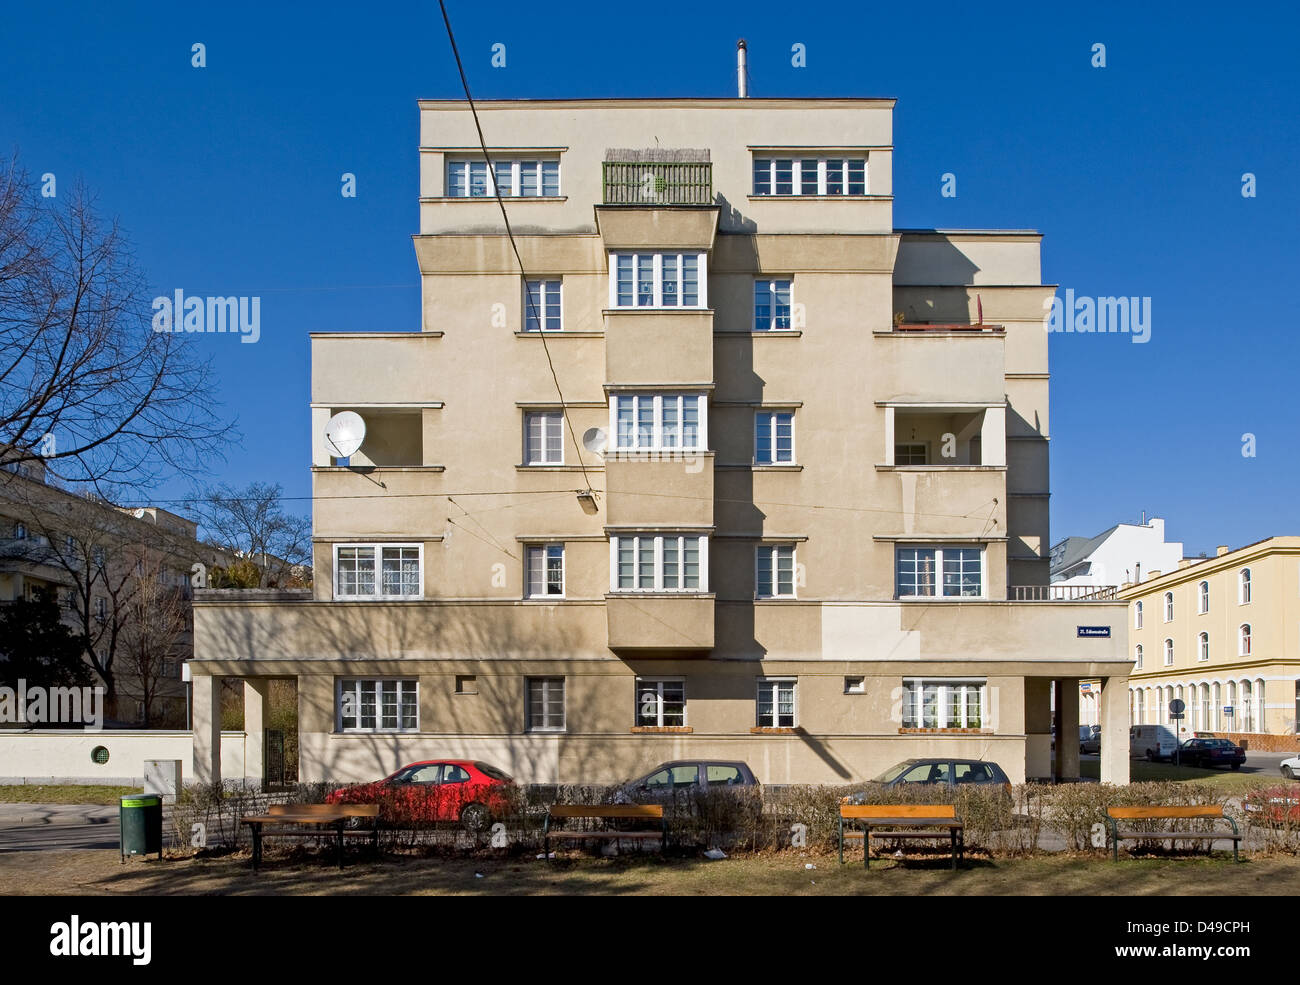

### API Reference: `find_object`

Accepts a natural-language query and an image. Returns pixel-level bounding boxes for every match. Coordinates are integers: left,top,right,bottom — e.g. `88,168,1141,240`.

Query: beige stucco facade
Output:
191,97,1132,788
1120,537,1300,737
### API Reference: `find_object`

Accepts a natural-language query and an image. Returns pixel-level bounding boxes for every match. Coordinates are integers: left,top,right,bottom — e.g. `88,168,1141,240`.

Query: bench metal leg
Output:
864,827,871,870
252,826,261,871
950,829,957,871
337,824,345,869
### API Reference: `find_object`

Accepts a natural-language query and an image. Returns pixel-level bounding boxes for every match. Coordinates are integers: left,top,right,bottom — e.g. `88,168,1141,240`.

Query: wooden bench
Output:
1105,806,1241,862
241,804,380,870
839,803,964,870
542,805,666,856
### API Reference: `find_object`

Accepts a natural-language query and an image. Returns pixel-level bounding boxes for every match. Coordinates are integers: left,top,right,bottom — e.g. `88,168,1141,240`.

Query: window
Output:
447,158,559,197
755,545,796,598
1163,591,1174,622
610,394,707,451
334,544,422,599
1135,644,1143,669
635,678,685,727
644,764,699,790
1239,624,1252,656
752,157,867,196
1199,632,1210,662
338,679,419,732
1163,638,1174,666
1135,600,1143,629
1198,580,1209,614
455,674,477,694
895,546,983,598
610,534,707,592
524,412,564,465
756,678,796,728
13,521,26,539
1239,568,1251,604
525,544,564,598
754,411,794,464
523,279,562,331
94,597,106,621
902,679,985,729
844,676,866,694
894,443,928,465
754,279,792,330
706,765,744,785
526,677,565,732
611,253,704,308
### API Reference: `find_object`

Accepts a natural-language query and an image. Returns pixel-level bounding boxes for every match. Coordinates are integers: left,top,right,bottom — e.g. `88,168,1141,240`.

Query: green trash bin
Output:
120,793,163,862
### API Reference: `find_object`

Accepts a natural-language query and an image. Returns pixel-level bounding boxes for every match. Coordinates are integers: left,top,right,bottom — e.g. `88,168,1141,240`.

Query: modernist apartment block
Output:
191,97,1132,787
1124,537,1300,738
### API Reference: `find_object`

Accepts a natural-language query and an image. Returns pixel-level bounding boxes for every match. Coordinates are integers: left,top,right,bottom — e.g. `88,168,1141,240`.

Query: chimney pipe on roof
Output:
737,40,748,98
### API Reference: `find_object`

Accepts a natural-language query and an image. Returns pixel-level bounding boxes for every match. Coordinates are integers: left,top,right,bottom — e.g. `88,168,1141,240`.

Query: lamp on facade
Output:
576,489,599,515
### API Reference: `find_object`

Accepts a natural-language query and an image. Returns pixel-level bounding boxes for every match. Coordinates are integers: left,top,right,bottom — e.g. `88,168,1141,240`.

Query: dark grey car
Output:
614,760,759,801
846,758,1011,802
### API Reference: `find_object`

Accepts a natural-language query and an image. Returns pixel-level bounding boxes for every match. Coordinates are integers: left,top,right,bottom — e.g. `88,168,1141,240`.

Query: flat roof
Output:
418,97,897,108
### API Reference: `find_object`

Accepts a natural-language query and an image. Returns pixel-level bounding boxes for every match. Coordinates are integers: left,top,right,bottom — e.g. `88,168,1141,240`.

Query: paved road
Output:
0,803,141,852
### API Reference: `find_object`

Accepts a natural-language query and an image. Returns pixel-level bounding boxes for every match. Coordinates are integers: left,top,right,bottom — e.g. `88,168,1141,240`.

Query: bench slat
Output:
1107,806,1224,820
841,804,956,819
546,831,663,840
548,805,663,819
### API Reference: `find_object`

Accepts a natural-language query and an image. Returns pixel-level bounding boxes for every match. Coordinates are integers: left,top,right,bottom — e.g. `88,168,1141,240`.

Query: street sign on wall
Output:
1077,626,1111,638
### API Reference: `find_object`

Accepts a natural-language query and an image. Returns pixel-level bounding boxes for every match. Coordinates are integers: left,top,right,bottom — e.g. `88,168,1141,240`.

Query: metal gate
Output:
265,729,285,787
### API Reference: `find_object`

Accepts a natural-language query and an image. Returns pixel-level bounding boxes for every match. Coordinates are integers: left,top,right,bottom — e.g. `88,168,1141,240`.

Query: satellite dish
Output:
325,411,366,458
582,427,607,455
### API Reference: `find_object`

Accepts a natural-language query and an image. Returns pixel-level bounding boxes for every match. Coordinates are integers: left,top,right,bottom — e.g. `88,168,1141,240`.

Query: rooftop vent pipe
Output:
737,40,748,97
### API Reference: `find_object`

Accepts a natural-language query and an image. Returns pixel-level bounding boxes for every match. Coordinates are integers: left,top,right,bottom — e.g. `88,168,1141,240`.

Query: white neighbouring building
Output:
1050,517,1187,591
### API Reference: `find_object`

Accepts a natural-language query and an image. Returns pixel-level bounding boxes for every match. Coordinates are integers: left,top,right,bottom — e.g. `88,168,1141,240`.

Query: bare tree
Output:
187,482,312,587
117,548,190,726
0,155,234,487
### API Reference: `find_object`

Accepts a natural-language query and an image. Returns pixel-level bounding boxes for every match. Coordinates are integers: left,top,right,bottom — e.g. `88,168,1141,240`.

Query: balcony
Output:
604,309,713,386
602,153,712,205
871,330,1005,405
606,593,714,653
1010,585,1121,601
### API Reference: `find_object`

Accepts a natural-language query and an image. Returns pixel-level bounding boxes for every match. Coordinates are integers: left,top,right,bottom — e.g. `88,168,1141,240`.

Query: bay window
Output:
335,544,422,599
610,253,705,308
610,533,707,592
447,158,560,197
610,393,707,451
895,545,984,598
752,156,867,196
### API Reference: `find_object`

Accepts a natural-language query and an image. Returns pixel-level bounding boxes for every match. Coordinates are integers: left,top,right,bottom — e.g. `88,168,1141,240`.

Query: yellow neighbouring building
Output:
1102,537,1300,749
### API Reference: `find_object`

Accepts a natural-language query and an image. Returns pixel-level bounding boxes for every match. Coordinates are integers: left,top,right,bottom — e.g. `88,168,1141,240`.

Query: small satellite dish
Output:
582,427,607,455
325,411,366,458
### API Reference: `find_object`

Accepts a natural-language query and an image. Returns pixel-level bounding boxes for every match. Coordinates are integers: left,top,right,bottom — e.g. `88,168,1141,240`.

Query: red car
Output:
326,760,514,830
1243,785,1300,825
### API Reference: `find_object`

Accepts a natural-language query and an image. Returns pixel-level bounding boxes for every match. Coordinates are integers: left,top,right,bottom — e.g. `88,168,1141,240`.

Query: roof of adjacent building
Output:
1050,526,1119,576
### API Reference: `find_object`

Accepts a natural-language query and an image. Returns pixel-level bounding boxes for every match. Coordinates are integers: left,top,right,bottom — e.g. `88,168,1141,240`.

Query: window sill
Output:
755,596,800,602
601,307,712,315
746,194,892,202
895,596,988,602
333,596,426,602
515,464,604,472
875,465,1006,472
897,728,991,735
750,727,797,735
313,465,445,473
421,196,568,203
523,595,567,602
514,331,603,338
715,330,803,338
630,726,693,734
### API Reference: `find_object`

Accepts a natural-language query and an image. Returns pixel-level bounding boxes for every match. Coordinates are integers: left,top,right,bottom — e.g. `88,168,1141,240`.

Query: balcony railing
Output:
602,150,712,205
1010,584,1121,601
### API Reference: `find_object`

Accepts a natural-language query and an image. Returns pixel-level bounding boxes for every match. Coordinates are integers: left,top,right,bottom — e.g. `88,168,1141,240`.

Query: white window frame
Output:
1199,632,1210,662
609,533,709,593
751,156,868,196
446,158,560,198
1135,644,1143,669
1163,591,1174,622
1163,638,1174,666
1135,600,1143,629
1239,623,1252,656
609,393,708,452
755,544,797,599
1239,568,1252,605
523,278,563,332
608,252,707,309
333,543,424,600
525,543,565,599
754,410,795,464
1198,580,1209,614
756,677,797,728
337,678,419,733
901,678,987,729
635,677,686,728
526,676,566,732
893,442,929,466
753,278,793,331
894,545,986,599
524,411,565,465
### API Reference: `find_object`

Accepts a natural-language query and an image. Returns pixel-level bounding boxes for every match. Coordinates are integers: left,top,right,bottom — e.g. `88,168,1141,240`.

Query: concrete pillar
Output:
1099,675,1131,784
980,406,1006,467
883,406,895,465
192,674,222,786
1024,677,1052,780
243,679,270,790
1056,678,1080,780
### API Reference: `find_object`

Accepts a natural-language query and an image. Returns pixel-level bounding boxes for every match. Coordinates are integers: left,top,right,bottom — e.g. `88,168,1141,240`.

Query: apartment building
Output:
1123,537,1300,740
0,458,221,726
191,96,1133,787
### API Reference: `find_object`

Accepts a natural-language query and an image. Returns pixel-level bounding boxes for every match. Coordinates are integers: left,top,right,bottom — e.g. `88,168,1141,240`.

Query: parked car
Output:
326,760,514,830
614,760,759,802
1243,785,1300,824
1178,737,1245,770
1130,724,1179,762
1080,725,1101,754
1281,754,1300,780
845,759,1012,802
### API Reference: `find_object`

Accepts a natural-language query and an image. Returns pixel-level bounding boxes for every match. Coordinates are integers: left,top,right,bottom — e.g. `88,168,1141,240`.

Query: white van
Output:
1130,725,1178,762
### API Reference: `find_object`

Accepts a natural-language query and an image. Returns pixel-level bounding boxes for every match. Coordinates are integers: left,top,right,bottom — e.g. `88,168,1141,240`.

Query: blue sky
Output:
3,1,1297,557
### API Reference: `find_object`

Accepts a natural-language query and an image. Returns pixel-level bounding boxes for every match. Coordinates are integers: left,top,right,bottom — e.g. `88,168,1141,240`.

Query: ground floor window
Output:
338,679,418,732
635,678,685,727
526,677,566,732
756,678,796,727
902,679,985,729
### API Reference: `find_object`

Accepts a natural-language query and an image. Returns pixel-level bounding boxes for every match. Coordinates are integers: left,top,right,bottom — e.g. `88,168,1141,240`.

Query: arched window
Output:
1164,638,1174,666
1135,644,1143,669
1164,591,1174,622
1240,679,1253,732
1200,683,1211,733
1135,600,1143,629
1198,580,1209,614
1212,681,1221,732
1199,632,1210,662
1227,680,1238,727
1257,678,1267,732
1239,624,1251,656
1240,568,1251,604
